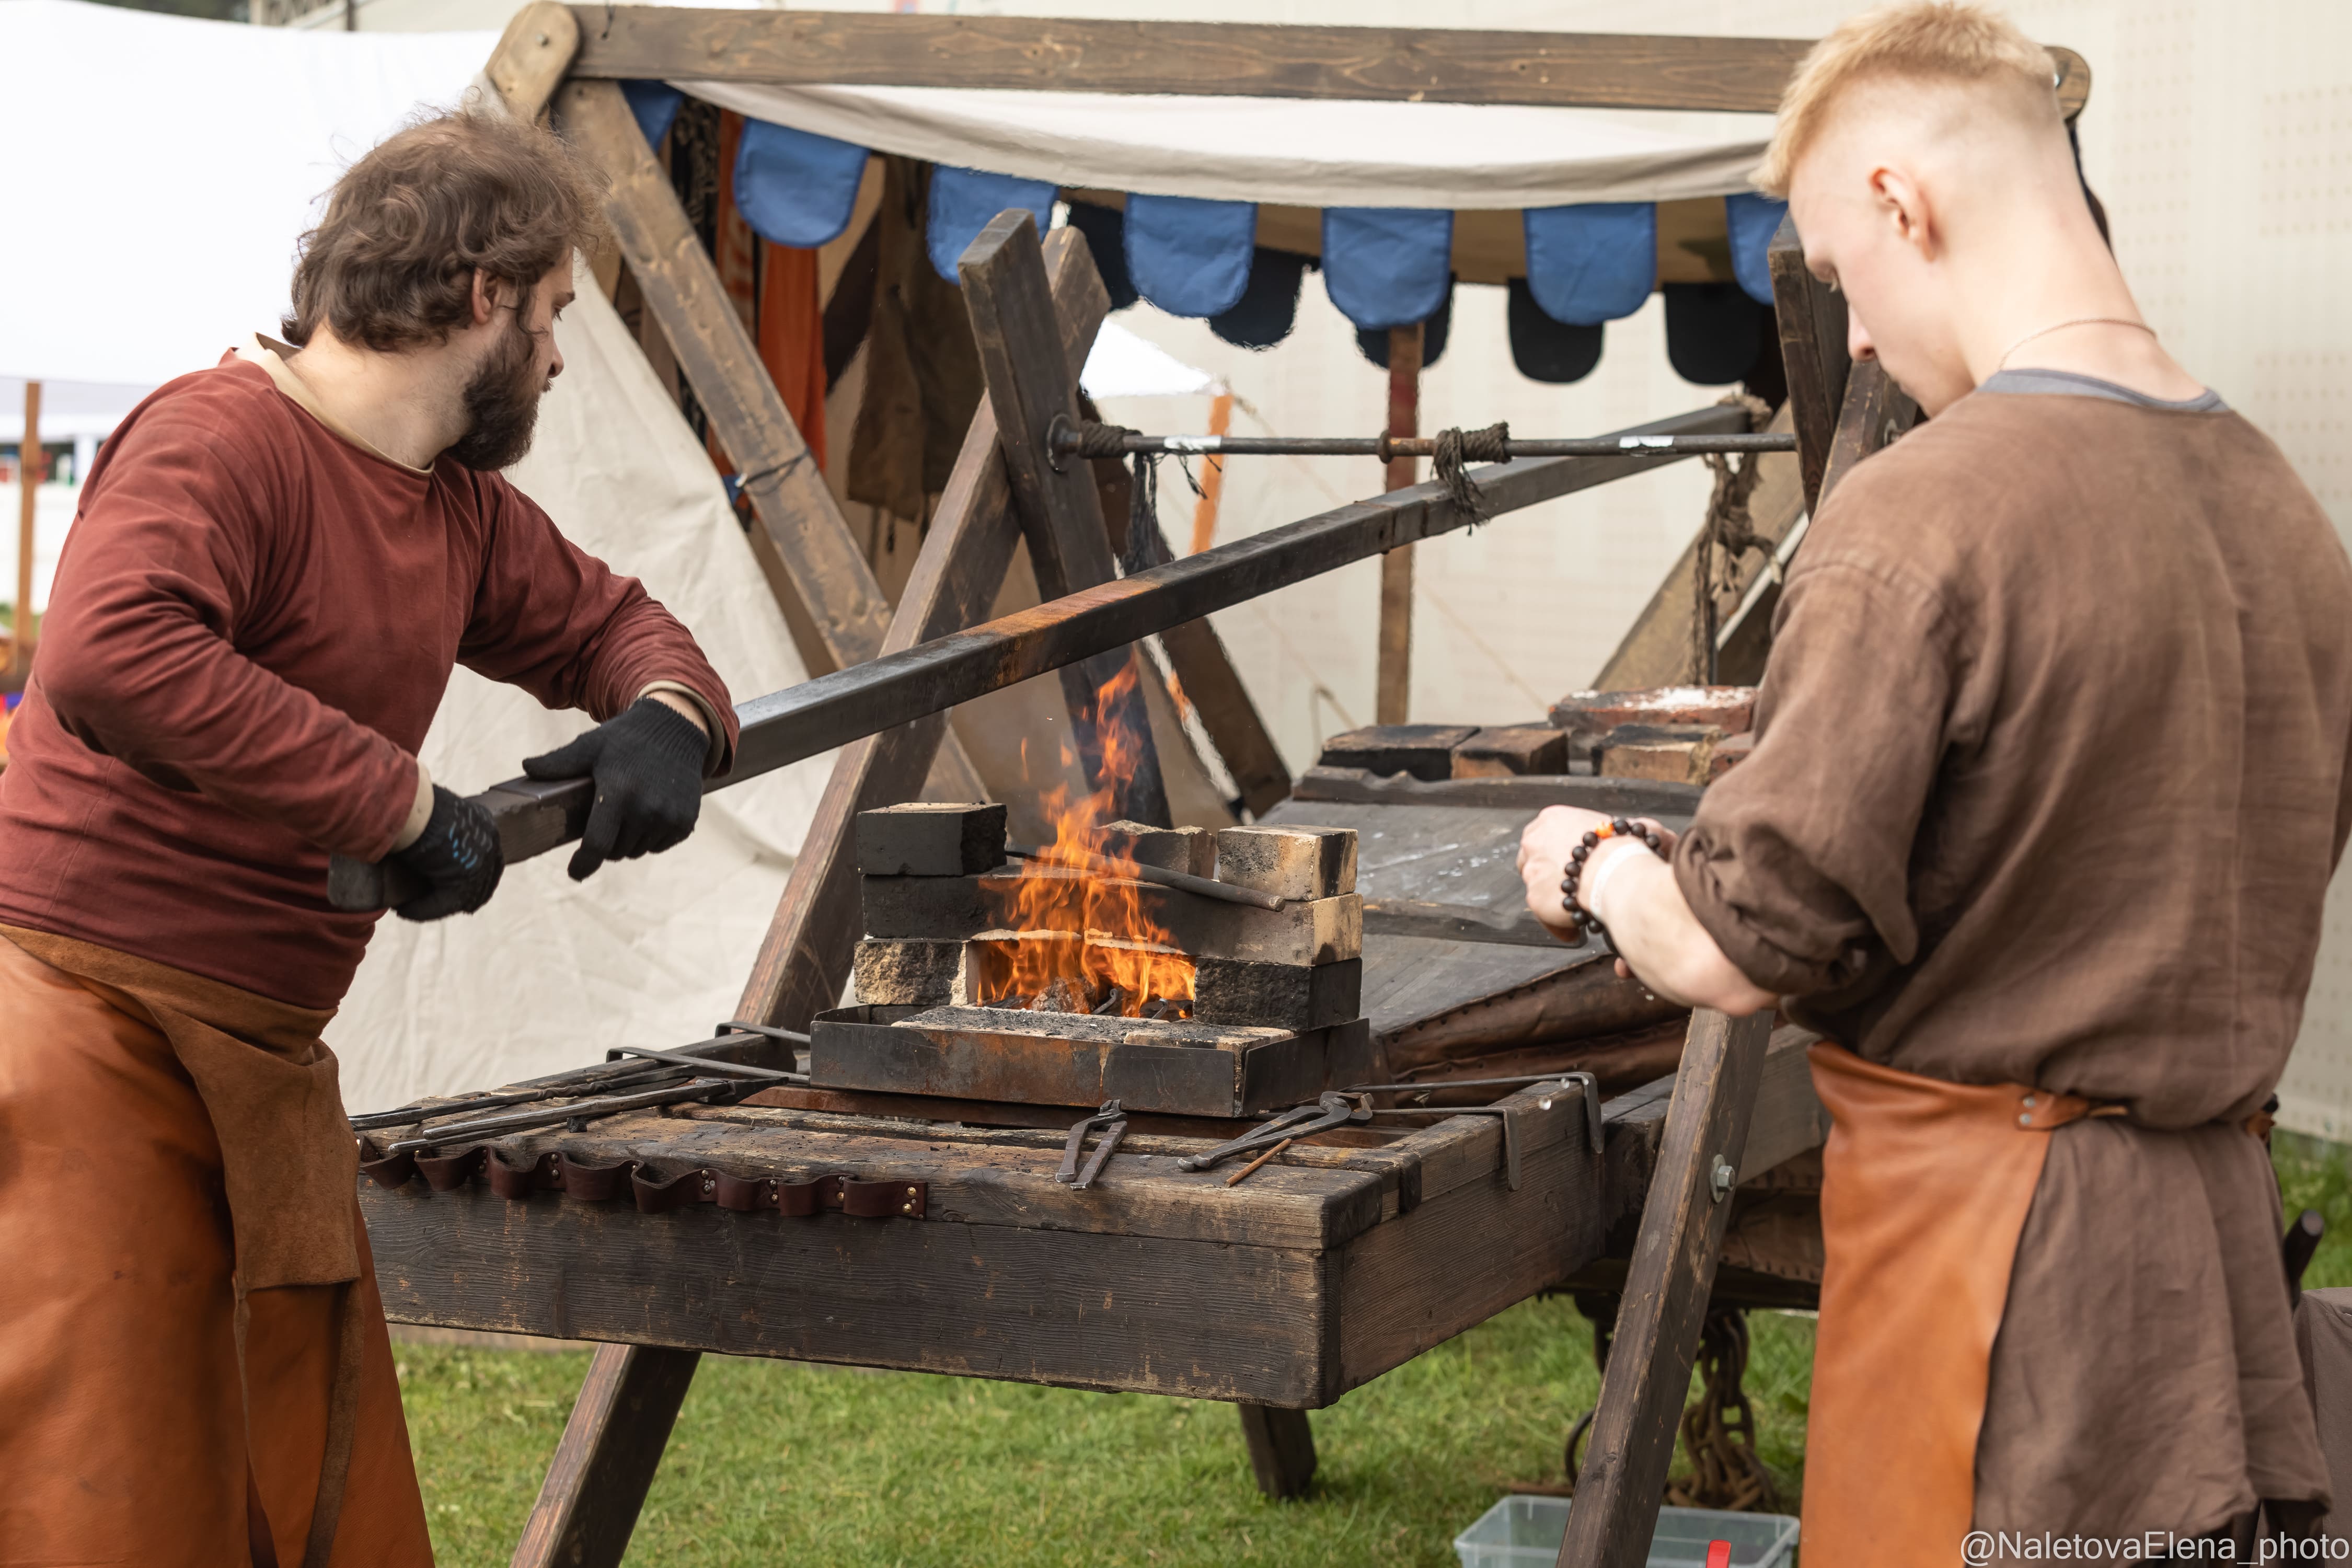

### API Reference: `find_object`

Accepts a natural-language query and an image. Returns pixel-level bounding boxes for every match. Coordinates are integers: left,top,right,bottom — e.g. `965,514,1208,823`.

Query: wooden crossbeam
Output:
566,8,2092,120
959,211,1172,827
1768,213,1850,519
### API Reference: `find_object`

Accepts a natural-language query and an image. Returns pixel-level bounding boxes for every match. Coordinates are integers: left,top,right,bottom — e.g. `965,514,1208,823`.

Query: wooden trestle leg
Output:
511,1344,702,1568
1236,1404,1318,1499
1551,1007,1775,1568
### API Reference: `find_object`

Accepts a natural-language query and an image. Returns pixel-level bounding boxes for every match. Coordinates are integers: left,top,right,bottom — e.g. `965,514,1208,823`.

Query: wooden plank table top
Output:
364,1029,1823,1408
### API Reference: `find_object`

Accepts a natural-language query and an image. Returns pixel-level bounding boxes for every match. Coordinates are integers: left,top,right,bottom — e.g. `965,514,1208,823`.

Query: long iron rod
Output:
328,402,1745,912
383,1076,739,1155
1054,428,1796,460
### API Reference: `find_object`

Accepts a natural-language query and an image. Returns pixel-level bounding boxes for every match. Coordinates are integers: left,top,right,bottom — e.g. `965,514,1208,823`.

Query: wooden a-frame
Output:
467,10,2061,1565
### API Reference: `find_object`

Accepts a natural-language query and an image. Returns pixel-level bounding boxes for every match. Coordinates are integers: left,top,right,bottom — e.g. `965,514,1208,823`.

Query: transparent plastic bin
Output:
1453,1495,1800,1568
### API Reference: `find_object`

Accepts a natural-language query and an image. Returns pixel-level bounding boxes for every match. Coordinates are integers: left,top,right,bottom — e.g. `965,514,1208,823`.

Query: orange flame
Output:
981,658,1195,1017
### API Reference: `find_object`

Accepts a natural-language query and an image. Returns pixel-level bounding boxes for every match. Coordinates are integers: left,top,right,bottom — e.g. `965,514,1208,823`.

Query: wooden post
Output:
13,381,39,680
1552,1008,1775,1568
485,1,581,125
959,210,1172,827
510,1344,701,1568
1187,388,1232,556
1766,212,1848,518
1236,1404,1317,1499
734,227,1111,1030
1374,323,1421,725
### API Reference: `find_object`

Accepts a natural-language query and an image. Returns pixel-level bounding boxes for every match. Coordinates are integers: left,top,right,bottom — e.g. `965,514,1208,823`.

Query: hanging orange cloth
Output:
710,109,828,478
1800,1044,2106,1567
759,240,827,474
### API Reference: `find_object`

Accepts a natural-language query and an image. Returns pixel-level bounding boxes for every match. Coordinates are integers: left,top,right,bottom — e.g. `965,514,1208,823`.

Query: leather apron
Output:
1801,1043,2107,1567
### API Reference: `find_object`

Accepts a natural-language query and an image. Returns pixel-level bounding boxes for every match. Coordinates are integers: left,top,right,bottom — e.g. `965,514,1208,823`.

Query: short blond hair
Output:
1754,2,2059,197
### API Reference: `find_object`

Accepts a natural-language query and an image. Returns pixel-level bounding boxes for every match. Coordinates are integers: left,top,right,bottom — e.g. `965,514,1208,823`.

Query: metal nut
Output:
1709,1156,1735,1202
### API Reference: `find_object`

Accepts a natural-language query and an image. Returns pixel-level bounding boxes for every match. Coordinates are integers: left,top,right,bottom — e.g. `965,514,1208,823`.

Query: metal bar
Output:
328,401,1746,911
349,1064,687,1133
605,1044,807,1081
1004,843,1284,912
1052,428,1797,460
383,1077,740,1155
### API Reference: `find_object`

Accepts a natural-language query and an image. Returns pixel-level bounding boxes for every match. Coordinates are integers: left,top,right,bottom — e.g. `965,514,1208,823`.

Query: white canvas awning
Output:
678,80,1774,211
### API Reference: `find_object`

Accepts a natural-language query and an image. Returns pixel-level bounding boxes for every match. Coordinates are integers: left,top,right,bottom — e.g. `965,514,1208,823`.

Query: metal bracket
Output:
1540,1072,1605,1157
1056,1100,1129,1190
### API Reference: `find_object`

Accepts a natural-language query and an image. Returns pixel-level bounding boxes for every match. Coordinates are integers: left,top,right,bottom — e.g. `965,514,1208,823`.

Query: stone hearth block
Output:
852,939,965,1007
862,867,1086,939
1092,881,1362,966
1451,725,1568,778
1317,724,1478,781
1193,956,1363,1030
1214,825,1357,901
854,802,1008,877
1594,723,1723,786
1089,821,1216,878
1549,686,1755,739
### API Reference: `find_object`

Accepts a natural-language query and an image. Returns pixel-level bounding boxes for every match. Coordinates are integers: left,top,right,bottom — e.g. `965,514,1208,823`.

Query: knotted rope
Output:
1066,419,1140,461
1428,421,1512,526
1691,393,1777,683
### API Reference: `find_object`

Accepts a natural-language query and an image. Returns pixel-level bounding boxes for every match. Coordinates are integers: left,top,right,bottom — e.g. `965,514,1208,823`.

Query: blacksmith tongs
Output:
1176,1092,1370,1173
1057,1100,1129,1190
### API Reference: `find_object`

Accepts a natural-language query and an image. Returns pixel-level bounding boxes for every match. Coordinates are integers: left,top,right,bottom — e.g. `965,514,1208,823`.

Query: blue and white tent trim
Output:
621,78,1787,384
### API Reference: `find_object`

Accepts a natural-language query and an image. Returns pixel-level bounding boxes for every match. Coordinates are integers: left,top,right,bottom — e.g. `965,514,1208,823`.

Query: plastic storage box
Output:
1453,1495,1800,1568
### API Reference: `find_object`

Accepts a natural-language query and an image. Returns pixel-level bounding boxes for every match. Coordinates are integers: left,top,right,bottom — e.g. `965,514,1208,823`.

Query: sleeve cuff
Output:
389,761,434,852
638,681,727,775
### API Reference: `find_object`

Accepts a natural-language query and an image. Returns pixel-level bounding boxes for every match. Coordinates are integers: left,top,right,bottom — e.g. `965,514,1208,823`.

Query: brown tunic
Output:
1676,374,2352,1535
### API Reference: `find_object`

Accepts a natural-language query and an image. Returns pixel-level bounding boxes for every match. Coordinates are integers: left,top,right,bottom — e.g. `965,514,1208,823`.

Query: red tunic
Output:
0,354,739,1009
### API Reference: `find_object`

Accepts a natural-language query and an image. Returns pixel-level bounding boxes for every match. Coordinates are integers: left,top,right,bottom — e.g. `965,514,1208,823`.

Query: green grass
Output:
396,1135,2352,1566
397,1298,1817,1567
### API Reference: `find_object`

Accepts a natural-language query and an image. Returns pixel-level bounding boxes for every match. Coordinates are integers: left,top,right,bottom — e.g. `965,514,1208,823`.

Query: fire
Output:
982,658,1196,1017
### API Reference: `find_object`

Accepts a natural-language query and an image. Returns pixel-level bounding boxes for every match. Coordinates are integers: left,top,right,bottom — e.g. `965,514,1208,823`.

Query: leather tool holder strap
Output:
358,1140,928,1219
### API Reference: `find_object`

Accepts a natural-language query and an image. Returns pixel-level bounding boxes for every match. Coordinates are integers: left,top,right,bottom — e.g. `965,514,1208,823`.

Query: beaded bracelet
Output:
1560,816,1665,940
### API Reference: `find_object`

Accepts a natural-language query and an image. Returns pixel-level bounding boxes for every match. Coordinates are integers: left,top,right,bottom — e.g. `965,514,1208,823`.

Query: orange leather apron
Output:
1802,1043,2106,1567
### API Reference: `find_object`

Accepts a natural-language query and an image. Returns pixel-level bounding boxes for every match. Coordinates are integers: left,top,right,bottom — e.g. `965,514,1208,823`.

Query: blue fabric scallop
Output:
1521,202,1655,327
1123,194,1256,319
733,120,870,249
927,167,1057,282
1319,208,1454,331
1725,193,1788,305
621,80,684,152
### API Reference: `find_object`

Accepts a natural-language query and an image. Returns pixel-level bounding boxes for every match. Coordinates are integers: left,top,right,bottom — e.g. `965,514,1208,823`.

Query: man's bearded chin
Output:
446,314,549,471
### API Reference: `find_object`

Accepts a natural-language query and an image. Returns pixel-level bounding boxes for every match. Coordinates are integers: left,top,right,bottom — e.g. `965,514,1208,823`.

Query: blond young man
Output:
1519,4,2348,1558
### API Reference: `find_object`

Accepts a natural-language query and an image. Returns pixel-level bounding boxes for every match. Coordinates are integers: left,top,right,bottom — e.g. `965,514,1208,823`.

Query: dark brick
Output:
1317,724,1477,781
1451,725,1568,778
860,867,1085,939
854,802,1008,877
1193,956,1363,1031
1593,723,1723,786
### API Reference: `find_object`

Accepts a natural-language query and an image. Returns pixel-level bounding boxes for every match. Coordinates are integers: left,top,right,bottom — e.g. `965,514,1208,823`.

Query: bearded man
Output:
0,111,735,1566
1520,3,2349,1559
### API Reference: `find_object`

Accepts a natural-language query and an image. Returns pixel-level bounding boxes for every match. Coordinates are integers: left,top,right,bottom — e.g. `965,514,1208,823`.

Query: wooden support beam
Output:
554,76,989,800
1552,1007,1774,1568
565,9,2092,121
1590,401,1802,691
1091,454,1292,818
1768,212,1848,520
734,227,1110,1031
510,1343,700,1568
959,211,1171,827
1237,1404,1318,1499
484,0,579,124
1375,324,1421,726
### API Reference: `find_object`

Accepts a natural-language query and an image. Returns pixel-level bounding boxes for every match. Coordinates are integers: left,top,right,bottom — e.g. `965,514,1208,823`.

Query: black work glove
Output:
392,784,505,921
521,697,709,881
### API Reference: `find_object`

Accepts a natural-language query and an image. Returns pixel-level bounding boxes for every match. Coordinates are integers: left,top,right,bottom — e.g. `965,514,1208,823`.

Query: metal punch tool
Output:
1056,1100,1129,1190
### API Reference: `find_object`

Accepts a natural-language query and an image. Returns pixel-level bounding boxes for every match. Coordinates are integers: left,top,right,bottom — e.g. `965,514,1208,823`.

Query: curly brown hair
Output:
282,107,606,352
